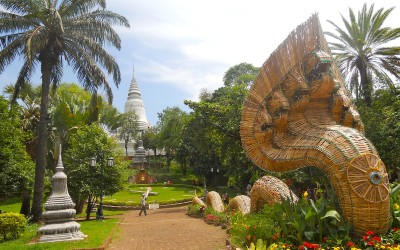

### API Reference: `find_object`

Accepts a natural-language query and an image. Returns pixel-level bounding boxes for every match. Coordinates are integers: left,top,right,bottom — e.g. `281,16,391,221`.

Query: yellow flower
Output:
303,191,308,198
395,203,400,210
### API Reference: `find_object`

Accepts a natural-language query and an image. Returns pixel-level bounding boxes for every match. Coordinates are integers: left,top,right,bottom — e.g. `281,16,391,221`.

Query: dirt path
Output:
106,206,228,250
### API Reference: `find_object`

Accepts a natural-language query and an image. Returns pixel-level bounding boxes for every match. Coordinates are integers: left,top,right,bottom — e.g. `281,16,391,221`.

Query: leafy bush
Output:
0,212,27,241
204,206,229,225
272,195,348,245
187,204,205,218
229,205,278,248
390,182,400,228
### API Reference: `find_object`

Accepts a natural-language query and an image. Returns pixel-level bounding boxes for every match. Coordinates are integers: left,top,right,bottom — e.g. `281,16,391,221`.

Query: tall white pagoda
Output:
124,66,149,132
120,67,150,157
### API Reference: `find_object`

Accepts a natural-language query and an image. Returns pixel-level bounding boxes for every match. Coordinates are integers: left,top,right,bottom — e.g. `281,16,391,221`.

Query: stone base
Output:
38,221,86,243
39,231,86,242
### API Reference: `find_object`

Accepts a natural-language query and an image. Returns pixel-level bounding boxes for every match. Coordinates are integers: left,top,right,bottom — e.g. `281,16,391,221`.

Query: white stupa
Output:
119,66,150,157
124,66,149,132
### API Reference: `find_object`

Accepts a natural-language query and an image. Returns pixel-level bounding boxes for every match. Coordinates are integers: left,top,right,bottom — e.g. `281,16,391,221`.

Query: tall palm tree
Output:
326,3,400,106
0,0,129,221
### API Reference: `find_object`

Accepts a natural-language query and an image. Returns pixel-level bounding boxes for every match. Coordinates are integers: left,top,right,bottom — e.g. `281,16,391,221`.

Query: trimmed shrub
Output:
0,212,27,241
187,204,205,218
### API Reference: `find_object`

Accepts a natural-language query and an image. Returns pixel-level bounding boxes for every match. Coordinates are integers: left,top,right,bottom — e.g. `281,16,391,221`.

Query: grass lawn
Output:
0,217,120,250
103,184,202,206
0,197,22,214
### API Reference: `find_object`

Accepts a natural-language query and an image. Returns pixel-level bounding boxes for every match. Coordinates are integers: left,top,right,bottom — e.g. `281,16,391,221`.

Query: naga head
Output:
240,14,390,236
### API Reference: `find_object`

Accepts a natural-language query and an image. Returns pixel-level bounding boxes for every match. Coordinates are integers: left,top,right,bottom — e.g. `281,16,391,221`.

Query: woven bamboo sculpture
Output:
240,14,390,236
250,175,298,212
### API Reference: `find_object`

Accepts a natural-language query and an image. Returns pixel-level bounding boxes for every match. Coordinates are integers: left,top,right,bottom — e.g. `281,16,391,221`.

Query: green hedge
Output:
0,213,27,241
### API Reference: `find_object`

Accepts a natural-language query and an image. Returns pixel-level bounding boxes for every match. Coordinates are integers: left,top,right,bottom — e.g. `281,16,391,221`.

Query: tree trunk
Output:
20,190,31,216
358,56,372,106
85,194,94,220
31,60,51,222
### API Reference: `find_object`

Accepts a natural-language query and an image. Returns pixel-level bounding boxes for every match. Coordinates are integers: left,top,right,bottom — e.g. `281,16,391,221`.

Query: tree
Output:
0,96,34,215
0,0,129,221
118,111,140,157
184,63,260,188
223,62,260,87
157,107,188,172
326,3,400,106
142,126,160,158
64,123,125,219
357,87,400,180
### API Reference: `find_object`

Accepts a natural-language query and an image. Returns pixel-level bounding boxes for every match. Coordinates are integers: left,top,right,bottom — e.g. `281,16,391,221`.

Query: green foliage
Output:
229,205,278,248
272,196,348,245
204,207,229,225
0,213,27,241
248,239,267,250
64,123,126,213
0,97,34,199
223,62,260,87
358,89,400,178
184,80,256,189
157,106,188,173
390,183,400,228
187,204,205,218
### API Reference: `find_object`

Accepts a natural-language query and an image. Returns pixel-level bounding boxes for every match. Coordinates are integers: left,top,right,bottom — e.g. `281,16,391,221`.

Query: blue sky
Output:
0,0,399,126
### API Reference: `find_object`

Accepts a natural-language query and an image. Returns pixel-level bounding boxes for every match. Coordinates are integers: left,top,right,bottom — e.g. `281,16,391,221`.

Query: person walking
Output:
139,193,147,216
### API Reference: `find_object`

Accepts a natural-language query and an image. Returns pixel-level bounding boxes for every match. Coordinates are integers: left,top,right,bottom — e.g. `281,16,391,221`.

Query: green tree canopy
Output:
156,106,188,170
223,62,260,87
0,96,34,201
358,87,400,179
64,123,125,217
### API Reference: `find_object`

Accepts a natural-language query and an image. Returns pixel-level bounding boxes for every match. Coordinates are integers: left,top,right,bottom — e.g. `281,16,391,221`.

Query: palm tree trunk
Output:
31,61,51,222
358,57,372,106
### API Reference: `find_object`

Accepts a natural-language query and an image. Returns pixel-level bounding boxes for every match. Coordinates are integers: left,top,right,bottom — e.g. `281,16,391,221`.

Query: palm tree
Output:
326,3,400,106
0,0,129,221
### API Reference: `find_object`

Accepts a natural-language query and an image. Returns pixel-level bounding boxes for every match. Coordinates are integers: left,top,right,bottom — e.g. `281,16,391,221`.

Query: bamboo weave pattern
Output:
240,14,390,236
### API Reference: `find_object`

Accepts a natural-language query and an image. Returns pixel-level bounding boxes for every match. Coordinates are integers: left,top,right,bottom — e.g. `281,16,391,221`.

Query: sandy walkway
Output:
106,206,228,250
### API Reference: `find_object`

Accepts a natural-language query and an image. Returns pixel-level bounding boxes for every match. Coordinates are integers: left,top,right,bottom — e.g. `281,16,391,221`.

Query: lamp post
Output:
211,167,219,191
91,152,114,220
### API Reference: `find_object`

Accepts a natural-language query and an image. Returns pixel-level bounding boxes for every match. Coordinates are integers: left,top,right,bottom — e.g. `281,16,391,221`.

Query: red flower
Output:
363,236,369,241
347,241,354,247
366,231,375,236
299,245,304,250
367,241,374,246
322,237,328,243
246,235,251,240
372,236,381,242
252,236,257,242
245,225,249,230
393,228,399,232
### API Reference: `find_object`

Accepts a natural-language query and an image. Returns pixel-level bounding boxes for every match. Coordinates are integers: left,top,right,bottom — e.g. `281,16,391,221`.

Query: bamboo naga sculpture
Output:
240,14,390,236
